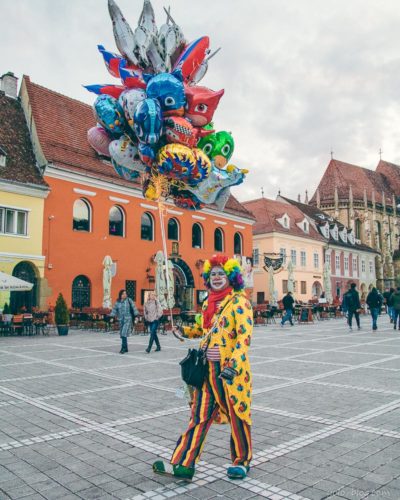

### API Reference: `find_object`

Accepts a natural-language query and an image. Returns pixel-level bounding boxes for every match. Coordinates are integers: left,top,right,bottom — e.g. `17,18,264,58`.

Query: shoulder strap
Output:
203,296,234,352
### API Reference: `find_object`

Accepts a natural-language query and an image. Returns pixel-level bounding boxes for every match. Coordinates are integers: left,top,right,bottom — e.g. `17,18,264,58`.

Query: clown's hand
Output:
172,326,185,342
219,367,237,381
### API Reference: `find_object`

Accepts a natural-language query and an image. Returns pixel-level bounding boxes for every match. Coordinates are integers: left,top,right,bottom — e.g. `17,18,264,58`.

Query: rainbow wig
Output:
202,255,244,291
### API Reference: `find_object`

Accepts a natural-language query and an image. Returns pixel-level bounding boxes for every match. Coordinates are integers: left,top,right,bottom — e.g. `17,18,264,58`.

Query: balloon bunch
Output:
86,0,248,210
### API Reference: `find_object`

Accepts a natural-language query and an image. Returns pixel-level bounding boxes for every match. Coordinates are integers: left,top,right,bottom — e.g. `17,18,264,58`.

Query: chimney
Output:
297,194,301,202
0,72,18,99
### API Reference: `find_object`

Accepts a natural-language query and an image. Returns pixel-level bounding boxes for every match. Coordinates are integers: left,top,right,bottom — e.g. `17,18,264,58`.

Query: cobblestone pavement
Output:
1,316,400,500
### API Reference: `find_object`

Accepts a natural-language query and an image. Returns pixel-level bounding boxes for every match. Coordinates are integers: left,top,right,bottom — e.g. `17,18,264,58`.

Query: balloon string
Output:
158,202,174,328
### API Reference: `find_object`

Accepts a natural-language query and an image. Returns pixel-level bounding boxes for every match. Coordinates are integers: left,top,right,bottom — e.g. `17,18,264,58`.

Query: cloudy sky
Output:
2,0,400,202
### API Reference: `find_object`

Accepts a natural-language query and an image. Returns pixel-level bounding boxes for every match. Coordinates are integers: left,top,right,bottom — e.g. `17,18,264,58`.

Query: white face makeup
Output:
209,266,229,291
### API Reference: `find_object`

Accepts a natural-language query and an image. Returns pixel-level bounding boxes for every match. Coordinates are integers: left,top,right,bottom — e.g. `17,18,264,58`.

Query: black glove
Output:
219,367,237,381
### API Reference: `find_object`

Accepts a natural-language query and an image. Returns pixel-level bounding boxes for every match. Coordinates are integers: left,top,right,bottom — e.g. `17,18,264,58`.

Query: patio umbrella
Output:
155,250,168,309
102,255,113,308
323,262,333,302
287,261,295,294
267,266,276,303
0,271,33,291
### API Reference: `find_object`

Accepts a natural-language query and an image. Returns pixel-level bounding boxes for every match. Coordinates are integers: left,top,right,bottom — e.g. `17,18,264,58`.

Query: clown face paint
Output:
209,266,229,291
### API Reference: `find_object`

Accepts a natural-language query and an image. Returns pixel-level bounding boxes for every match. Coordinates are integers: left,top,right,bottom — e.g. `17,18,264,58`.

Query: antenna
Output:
330,148,334,160
379,148,383,160
261,187,264,198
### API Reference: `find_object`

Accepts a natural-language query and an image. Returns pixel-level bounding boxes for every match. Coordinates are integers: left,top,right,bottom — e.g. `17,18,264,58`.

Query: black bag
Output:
128,299,136,321
180,348,208,389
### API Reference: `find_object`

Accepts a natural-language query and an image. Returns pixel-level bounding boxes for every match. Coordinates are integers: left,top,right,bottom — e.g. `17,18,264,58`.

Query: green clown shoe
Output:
152,461,195,481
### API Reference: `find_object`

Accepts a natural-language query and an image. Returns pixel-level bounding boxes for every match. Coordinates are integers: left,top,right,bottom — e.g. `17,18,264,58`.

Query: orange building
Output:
19,76,254,310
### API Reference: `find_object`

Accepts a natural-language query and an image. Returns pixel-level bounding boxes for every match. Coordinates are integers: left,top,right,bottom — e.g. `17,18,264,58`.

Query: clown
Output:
153,255,253,481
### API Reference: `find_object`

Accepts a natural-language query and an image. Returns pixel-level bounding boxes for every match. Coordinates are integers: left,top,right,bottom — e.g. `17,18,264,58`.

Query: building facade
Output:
310,158,400,290
0,73,50,312
243,198,325,303
18,75,254,311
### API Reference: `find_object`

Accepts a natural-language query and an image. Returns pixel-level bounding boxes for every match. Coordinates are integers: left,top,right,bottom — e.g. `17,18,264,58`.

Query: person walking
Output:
153,255,253,481
144,291,163,353
281,291,295,326
111,289,139,353
390,287,400,330
343,283,361,331
387,287,395,323
366,287,383,331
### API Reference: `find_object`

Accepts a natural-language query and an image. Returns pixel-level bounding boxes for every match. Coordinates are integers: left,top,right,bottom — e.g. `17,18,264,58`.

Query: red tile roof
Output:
22,76,253,220
310,159,395,206
0,92,48,188
376,160,400,197
242,197,324,240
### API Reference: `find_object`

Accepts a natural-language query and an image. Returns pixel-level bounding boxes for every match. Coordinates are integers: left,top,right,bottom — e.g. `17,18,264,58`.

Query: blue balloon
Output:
93,94,126,135
134,98,163,145
145,69,186,116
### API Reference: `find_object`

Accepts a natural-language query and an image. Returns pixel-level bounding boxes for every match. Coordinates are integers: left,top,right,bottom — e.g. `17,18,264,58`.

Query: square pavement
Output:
1,315,400,499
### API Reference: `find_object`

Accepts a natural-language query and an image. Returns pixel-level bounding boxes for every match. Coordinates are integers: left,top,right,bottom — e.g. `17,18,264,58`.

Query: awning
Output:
0,271,33,291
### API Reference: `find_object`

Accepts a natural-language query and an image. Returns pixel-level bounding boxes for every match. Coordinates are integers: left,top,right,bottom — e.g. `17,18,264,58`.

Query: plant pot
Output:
57,325,69,336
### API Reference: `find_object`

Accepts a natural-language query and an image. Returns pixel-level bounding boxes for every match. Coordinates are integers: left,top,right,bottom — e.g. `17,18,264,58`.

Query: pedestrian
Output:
153,255,253,481
390,287,400,330
110,289,139,354
387,287,395,323
281,291,295,326
343,283,361,331
144,291,163,353
366,287,383,331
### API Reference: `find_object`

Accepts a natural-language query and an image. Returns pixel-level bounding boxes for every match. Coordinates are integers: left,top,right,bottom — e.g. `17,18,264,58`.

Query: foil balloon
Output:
93,94,126,135
169,186,204,210
164,117,198,148
109,137,145,173
156,144,210,186
97,45,124,78
85,84,125,100
198,130,235,168
133,0,159,68
119,60,146,89
133,98,163,145
111,160,141,181
108,0,139,66
119,88,146,130
145,69,186,116
87,126,112,156
173,36,209,83
158,8,186,71
185,86,224,127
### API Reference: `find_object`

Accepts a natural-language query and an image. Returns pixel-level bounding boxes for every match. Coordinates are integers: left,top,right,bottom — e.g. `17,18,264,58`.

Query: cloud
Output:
2,0,400,203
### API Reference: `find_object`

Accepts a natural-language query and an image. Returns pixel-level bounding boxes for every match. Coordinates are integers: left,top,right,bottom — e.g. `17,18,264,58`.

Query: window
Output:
355,219,362,239
214,228,224,252
344,256,349,271
325,253,330,265
72,275,91,309
125,280,136,301
361,260,366,273
333,226,338,240
234,232,243,255
141,212,154,241
369,261,373,274
0,207,27,235
253,248,259,266
257,292,265,304
301,281,307,294
280,248,287,264
109,206,124,237
352,257,357,274
73,199,91,232
291,249,297,265
375,221,382,249
300,251,306,267
168,218,179,240
335,255,340,271
192,223,203,248
283,280,288,293
313,252,319,269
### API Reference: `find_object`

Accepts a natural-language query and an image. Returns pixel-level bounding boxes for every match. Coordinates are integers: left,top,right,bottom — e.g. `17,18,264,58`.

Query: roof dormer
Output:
339,227,347,243
348,229,355,245
330,224,339,240
296,217,309,234
319,222,330,239
276,213,290,229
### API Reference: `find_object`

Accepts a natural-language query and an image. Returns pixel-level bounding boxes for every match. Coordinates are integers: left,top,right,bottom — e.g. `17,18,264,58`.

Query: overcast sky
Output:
2,0,400,203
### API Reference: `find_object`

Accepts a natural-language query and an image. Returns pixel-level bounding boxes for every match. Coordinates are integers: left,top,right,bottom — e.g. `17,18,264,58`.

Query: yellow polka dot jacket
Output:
183,290,253,425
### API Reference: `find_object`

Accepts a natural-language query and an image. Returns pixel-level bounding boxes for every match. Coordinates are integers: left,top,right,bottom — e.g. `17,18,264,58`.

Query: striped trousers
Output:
171,361,252,468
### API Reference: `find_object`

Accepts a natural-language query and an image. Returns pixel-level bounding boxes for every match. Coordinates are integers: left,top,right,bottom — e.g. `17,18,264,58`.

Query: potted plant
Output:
55,293,69,335
2,303,12,323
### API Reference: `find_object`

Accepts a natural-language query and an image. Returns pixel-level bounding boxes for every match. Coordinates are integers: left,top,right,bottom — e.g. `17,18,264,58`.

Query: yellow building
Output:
0,73,49,312
243,198,325,303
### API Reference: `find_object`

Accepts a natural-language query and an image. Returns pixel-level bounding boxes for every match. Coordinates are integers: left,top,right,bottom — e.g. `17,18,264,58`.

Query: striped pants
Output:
171,361,252,468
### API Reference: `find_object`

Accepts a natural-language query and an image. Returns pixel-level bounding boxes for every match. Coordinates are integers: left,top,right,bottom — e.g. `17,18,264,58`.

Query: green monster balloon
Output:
197,130,235,169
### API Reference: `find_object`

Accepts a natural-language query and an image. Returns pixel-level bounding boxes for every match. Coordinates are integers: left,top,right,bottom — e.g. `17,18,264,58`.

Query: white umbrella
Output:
287,261,295,294
0,271,33,291
155,250,168,309
267,266,275,303
102,256,113,308
323,262,333,302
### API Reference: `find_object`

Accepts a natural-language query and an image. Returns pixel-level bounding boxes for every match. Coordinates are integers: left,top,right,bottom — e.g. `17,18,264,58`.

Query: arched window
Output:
234,232,243,255
375,221,382,249
73,199,91,232
192,223,203,248
141,212,154,241
355,219,362,240
214,228,224,252
168,218,179,240
72,275,91,309
109,206,124,237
